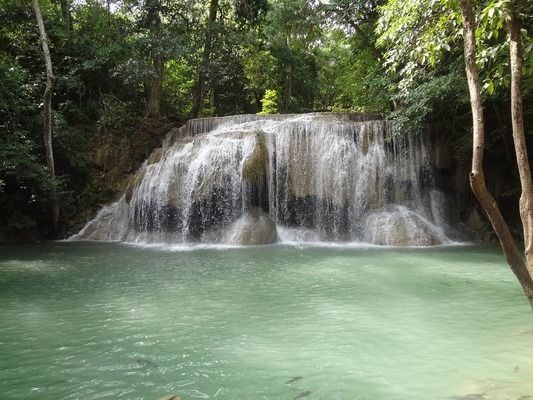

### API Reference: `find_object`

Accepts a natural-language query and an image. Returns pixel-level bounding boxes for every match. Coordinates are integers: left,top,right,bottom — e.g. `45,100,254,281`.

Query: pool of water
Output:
0,242,532,400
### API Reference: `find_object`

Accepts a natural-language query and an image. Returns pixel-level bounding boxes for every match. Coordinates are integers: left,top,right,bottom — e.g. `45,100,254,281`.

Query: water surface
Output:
0,243,532,400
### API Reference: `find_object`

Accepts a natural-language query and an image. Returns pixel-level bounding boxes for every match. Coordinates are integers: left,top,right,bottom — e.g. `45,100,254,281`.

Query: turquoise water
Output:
0,242,532,400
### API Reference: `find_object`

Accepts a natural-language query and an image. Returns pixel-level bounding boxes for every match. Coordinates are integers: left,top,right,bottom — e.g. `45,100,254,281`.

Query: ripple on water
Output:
1,243,533,400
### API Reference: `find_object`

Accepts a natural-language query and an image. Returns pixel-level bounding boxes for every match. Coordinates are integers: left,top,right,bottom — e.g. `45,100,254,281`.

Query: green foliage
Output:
0,49,54,239
258,89,279,114
0,0,530,241
377,0,532,95
163,59,196,118
376,0,461,91
389,72,468,134
315,29,392,112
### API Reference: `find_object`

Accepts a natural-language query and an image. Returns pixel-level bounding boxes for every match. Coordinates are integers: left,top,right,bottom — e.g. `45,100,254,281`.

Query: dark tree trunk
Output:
459,0,533,309
191,0,218,119
145,2,163,118
33,0,59,233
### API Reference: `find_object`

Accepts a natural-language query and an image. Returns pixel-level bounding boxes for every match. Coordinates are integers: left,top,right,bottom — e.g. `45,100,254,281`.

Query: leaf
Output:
487,80,494,95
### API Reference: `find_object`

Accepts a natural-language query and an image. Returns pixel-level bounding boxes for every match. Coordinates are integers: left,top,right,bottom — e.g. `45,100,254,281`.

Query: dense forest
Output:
1,0,532,242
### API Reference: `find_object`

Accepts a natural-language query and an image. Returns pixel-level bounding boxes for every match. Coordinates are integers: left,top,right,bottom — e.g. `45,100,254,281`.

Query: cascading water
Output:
71,113,452,246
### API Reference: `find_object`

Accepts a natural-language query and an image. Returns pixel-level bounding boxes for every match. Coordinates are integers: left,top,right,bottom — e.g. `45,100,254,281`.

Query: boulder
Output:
226,207,277,245
363,205,447,246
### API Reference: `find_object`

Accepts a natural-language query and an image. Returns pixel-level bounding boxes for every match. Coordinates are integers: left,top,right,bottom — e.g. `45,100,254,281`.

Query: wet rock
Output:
226,208,277,245
243,132,268,188
147,148,163,165
363,205,447,246
243,132,270,212
71,201,126,240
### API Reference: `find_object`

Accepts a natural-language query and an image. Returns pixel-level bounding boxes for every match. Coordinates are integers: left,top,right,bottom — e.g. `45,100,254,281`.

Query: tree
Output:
33,0,59,233
459,0,533,309
144,0,164,118
258,89,278,114
321,0,384,62
376,0,533,308
508,3,533,296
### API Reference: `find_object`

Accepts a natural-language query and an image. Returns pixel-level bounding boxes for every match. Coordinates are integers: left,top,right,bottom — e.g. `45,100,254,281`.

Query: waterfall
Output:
71,113,452,246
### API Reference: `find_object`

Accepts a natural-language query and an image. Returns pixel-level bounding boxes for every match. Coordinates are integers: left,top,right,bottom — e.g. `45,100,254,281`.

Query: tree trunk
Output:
146,53,163,118
33,0,59,234
145,2,163,118
459,0,533,309
508,5,533,288
191,0,218,119
283,33,293,112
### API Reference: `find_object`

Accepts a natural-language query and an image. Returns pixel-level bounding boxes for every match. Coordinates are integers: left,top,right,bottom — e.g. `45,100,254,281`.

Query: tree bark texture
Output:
508,4,533,286
33,0,59,232
191,0,218,119
459,0,533,308
146,53,164,118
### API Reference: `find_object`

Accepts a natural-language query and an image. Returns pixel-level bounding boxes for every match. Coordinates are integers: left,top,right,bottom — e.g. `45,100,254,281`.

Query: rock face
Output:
71,113,453,246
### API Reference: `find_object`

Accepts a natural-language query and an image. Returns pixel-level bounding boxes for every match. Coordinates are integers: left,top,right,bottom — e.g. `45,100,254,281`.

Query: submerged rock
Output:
285,376,303,384
158,395,181,400
294,390,312,399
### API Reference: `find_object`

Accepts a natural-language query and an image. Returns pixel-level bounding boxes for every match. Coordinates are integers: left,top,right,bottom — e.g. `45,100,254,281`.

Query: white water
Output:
71,113,452,246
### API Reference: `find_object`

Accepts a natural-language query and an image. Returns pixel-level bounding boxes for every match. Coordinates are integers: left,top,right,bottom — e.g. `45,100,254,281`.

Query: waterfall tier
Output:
71,113,451,246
